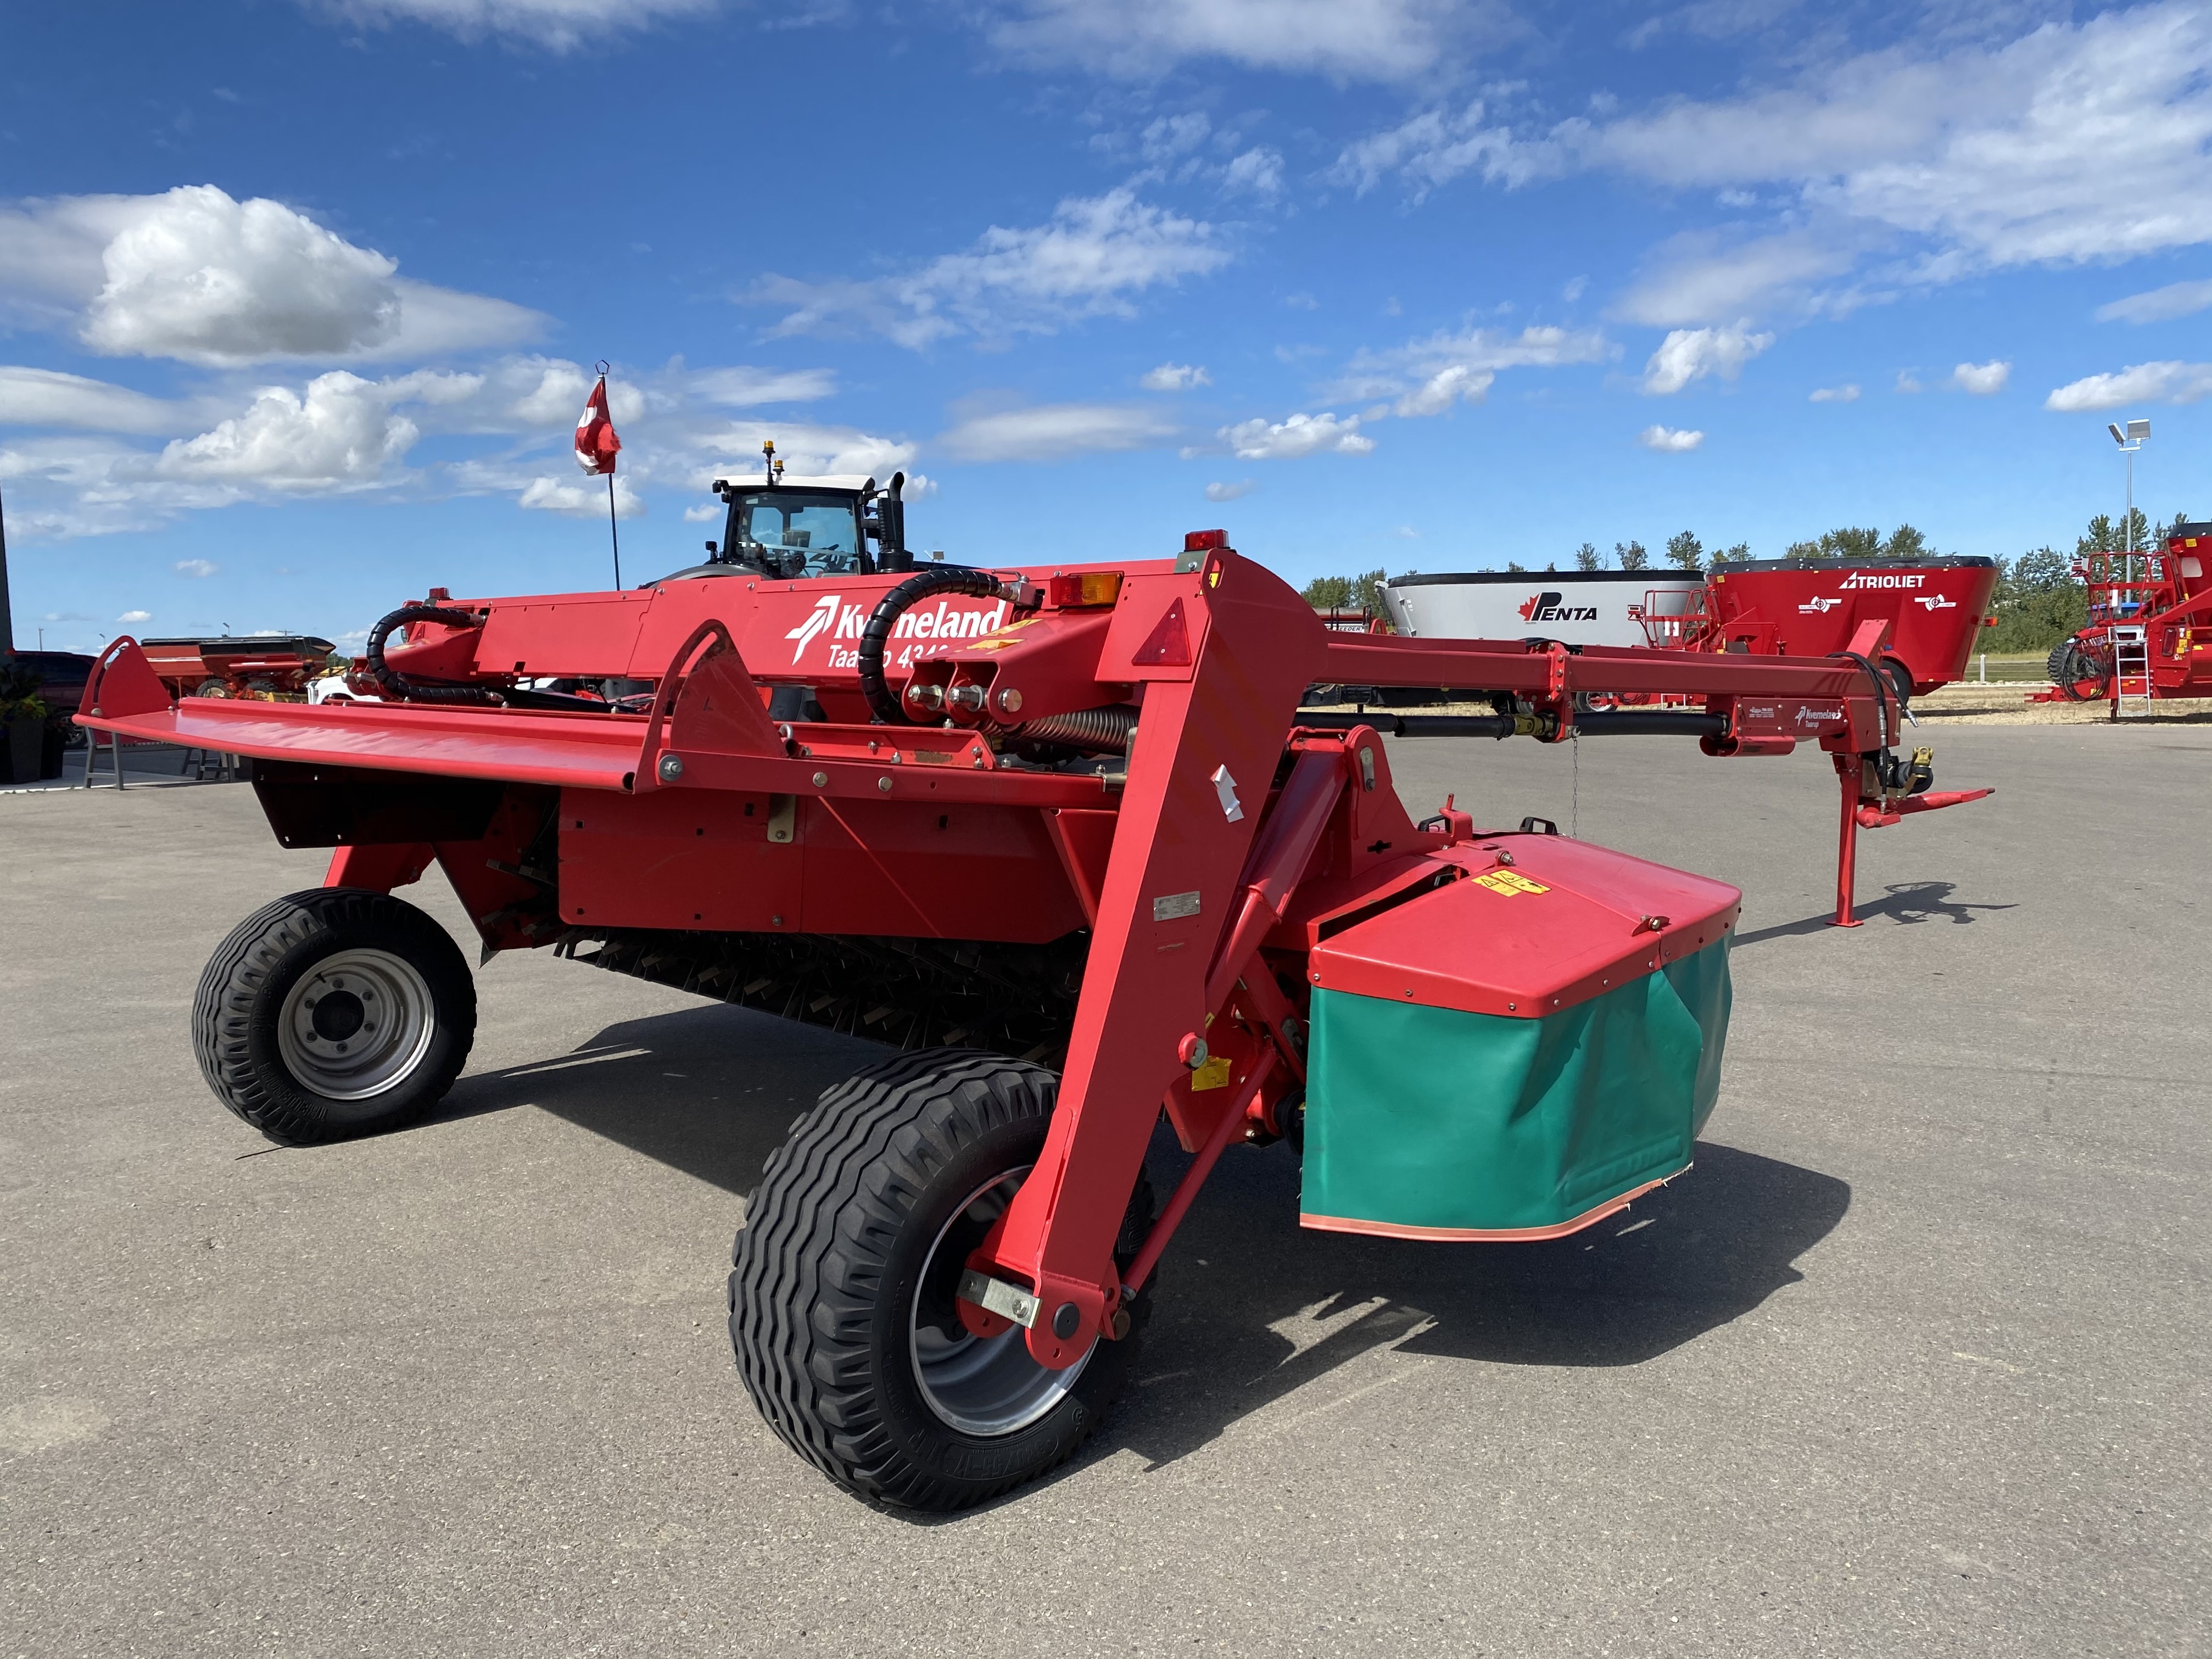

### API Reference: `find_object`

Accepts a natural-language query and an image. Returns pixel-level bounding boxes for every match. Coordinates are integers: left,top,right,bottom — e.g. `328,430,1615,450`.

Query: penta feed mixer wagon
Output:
77,530,1988,1510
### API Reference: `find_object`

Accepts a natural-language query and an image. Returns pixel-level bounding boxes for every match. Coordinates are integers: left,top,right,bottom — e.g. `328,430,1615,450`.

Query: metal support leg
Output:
81,729,127,789
1831,761,1861,928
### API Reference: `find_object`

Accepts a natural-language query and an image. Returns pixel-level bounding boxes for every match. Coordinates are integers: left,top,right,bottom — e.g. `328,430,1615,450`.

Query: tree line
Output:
1300,510,2196,653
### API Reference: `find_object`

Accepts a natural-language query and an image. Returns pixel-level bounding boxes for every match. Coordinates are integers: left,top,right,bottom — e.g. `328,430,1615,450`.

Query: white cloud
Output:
0,366,194,434
1641,323,1773,394
1140,112,1211,160
175,558,218,577
116,608,151,622
1330,8,2212,323
1221,411,1373,459
520,474,646,517
0,347,895,539
1331,324,1612,414
751,188,1230,349
1809,384,1861,403
1896,370,1923,393
1638,424,1705,452
2097,278,2212,324
1615,226,1863,327
688,365,837,406
156,370,421,489
2044,361,2212,412
1616,8,2212,312
0,185,541,366
1141,362,1210,392
979,0,1482,84
1951,359,2010,395
1328,100,1571,199
307,0,720,51
937,402,1179,463
1394,364,1493,416
683,503,719,523
1222,147,1286,200
684,421,915,487
1205,478,1254,501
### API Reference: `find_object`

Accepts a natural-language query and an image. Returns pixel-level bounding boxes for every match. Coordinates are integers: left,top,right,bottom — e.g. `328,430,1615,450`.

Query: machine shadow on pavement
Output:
429,998,1851,1498
1099,1134,1851,1475
1731,879,2015,948
434,1001,876,1196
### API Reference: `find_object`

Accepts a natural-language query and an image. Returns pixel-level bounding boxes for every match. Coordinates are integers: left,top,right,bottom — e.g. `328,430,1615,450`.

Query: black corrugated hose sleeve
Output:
365,605,502,706
856,567,1007,724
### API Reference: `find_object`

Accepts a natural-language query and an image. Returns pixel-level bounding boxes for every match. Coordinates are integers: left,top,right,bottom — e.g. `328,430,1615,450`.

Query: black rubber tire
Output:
2048,639,2108,702
728,1049,1153,1511
192,887,477,1144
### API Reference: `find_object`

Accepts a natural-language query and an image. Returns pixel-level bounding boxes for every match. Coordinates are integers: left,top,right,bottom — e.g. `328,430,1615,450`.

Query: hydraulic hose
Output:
1828,649,1898,747
365,605,501,706
857,566,1025,725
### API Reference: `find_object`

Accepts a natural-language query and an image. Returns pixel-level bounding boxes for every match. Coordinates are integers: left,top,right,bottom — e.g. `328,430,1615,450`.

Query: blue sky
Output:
2,0,2208,652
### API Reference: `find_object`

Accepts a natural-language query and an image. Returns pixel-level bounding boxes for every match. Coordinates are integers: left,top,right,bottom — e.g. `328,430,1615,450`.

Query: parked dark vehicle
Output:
3,650,98,779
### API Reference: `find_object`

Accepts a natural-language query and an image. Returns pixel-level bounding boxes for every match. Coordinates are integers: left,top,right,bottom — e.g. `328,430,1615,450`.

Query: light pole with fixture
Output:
2108,418,2150,572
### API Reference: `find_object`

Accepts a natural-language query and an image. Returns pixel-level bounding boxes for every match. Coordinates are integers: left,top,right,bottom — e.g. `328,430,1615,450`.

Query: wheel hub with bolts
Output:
276,947,437,1101
909,1166,1092,1437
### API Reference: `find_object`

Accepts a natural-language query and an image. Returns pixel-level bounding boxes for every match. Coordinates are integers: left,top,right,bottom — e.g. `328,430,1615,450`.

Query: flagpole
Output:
595,360,622,590
606,472,622,589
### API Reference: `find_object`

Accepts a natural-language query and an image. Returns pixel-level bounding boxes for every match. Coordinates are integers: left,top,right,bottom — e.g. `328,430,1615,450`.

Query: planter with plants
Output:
0,661,48,785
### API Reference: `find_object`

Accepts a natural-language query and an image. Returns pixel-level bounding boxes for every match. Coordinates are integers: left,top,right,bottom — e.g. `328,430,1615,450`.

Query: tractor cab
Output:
678,439,914,582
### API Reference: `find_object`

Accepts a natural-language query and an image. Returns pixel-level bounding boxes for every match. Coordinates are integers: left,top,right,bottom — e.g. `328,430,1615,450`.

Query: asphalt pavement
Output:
2,723,2205,1657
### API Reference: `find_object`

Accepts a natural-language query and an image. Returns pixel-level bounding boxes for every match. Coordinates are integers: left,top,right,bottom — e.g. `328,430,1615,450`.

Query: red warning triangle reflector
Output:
1133,598,1191,666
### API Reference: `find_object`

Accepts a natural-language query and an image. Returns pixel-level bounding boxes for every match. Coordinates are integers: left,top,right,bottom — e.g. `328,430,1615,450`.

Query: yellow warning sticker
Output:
1189,1055,1233,1092
1474,870,1550,896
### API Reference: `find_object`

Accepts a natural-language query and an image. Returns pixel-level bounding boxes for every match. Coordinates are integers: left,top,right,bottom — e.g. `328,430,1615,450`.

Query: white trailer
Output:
1381,571,1703,649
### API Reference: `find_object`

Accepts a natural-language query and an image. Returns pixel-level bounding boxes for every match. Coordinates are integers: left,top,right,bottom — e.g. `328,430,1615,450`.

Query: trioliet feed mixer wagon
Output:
78,524,1988,1510
1636,555,1999,700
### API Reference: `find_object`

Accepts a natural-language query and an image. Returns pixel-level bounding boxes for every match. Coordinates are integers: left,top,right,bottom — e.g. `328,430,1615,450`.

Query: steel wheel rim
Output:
909,1166,1091,1438
276,948,436,1101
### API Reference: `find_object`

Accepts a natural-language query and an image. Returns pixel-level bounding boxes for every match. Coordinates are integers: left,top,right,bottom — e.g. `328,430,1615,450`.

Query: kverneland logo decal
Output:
1517,590,1599,623
783,593,1010,669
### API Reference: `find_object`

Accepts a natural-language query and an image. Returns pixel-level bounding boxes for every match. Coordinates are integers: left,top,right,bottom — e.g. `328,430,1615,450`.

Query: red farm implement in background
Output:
140,635,337,702
79,529,1987,1511
2038,521,2212,711
1636,556,1999,700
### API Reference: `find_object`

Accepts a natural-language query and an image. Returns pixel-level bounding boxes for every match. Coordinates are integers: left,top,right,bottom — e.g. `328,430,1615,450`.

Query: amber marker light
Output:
1048,571,1125,608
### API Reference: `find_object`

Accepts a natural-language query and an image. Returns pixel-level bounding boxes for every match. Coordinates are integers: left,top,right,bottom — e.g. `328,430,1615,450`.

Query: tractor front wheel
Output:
728,1051,1153,1511
192,889,477,1143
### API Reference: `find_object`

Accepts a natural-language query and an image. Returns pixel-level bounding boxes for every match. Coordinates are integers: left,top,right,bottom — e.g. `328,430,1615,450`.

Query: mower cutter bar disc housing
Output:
1303,834,1738,1239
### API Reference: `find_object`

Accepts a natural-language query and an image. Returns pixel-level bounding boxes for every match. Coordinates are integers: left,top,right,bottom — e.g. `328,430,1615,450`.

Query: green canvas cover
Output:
1301,941,1731,1238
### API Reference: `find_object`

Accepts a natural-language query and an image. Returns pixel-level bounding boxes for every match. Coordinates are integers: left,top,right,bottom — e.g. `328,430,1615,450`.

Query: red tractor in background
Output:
2040,521,2212,708
1637,556,1999,702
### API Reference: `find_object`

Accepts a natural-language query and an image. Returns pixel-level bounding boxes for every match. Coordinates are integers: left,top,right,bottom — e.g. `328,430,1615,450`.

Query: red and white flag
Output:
574,375,621,476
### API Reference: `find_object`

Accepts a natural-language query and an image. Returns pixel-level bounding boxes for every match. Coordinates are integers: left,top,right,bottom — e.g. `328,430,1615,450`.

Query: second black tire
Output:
192,887,477,1144
728,1050,1153,1511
